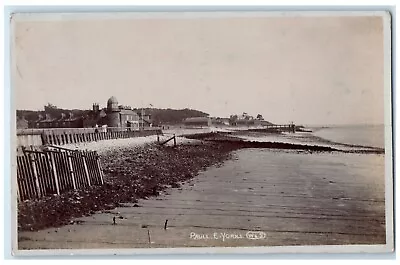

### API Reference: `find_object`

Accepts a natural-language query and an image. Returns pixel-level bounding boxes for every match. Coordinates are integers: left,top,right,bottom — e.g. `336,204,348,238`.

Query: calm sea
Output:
312,124,386,149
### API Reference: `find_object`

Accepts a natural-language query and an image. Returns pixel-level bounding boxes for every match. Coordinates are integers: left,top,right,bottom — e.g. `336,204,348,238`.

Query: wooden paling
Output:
16,146,105,201
36,128,161,146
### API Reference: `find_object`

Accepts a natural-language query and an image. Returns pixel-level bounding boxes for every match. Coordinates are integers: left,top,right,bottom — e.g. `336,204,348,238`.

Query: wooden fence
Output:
41,129,161,146
17,127,162,148
157,133,177,146
16,146,104,201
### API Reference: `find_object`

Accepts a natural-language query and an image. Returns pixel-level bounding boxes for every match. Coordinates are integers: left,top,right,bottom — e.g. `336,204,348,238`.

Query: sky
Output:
12,13,387,125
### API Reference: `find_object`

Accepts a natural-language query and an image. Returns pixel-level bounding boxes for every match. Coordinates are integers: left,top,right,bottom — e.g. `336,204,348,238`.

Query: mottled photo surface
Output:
11,11,393,254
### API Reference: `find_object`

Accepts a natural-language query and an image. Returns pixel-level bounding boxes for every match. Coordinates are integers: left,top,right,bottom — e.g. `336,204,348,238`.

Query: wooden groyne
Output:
17,127,162,149
183,132,340,152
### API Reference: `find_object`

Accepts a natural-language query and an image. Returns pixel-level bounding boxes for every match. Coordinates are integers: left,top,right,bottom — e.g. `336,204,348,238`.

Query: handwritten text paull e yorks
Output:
189,231,267,242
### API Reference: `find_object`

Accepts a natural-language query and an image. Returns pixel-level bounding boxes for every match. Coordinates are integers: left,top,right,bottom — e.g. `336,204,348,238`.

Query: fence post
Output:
16,184,21,202
40,133,46,145
95,154,104,185
82,153,91,187
49,152,60,195
29,153,42,198
67,152,77,189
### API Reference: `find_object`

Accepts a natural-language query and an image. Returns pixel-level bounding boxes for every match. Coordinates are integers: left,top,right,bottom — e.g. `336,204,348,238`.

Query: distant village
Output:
16,96,273,130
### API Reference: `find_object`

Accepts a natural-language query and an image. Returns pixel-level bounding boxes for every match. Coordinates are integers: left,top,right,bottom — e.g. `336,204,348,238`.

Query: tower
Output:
107,96,119,112
92,103,99,112
106,96,120,127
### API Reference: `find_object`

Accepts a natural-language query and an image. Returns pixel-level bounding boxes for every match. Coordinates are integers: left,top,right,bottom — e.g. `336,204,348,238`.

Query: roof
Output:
120,109,139,115
39,117,58,123
64,117,82,122
255,120,274,125
107,96,118,105
236,119,253,123
184,117,210,123
140,117,152,124
17,116,28,122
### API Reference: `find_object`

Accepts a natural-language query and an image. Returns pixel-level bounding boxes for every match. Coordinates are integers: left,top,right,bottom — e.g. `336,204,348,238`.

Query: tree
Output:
44,103,57,111
256,114,264,120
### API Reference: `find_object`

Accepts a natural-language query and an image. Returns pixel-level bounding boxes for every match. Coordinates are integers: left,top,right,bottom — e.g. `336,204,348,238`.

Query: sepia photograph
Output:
10,11,393,254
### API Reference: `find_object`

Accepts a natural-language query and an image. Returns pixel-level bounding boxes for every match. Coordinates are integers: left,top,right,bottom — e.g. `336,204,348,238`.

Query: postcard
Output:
10,11,393,255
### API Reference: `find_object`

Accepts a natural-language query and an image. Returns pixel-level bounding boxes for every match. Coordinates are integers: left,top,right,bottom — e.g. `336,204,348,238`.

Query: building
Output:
82,105,105,128
62,113,84,128
211,117,230,126
228,112,273,127
137,110,152,128
235,119,255,126
254,119,273,127
16,116,29,129
29,112,84,129
104,96,153,129
183,117,211,128
25,96,152,129
85,96,152,129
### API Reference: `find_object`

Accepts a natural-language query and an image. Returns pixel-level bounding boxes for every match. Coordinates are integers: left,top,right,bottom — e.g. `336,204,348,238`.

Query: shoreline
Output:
18,140,385,249
18,140,240,232
17,128,384,233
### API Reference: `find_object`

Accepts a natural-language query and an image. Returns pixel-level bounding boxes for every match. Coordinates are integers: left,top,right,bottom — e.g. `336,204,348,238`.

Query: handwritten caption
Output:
189,231,267,241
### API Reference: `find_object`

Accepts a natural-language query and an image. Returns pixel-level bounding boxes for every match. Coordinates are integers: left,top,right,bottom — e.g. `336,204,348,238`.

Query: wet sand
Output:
18,146,386,249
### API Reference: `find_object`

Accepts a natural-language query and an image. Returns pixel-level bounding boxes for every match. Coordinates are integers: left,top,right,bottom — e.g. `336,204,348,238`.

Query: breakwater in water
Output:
183,132,385,154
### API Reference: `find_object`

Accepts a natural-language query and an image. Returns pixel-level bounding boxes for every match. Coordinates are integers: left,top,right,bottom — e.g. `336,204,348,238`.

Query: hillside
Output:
17,106,209,125
134,108,209,125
